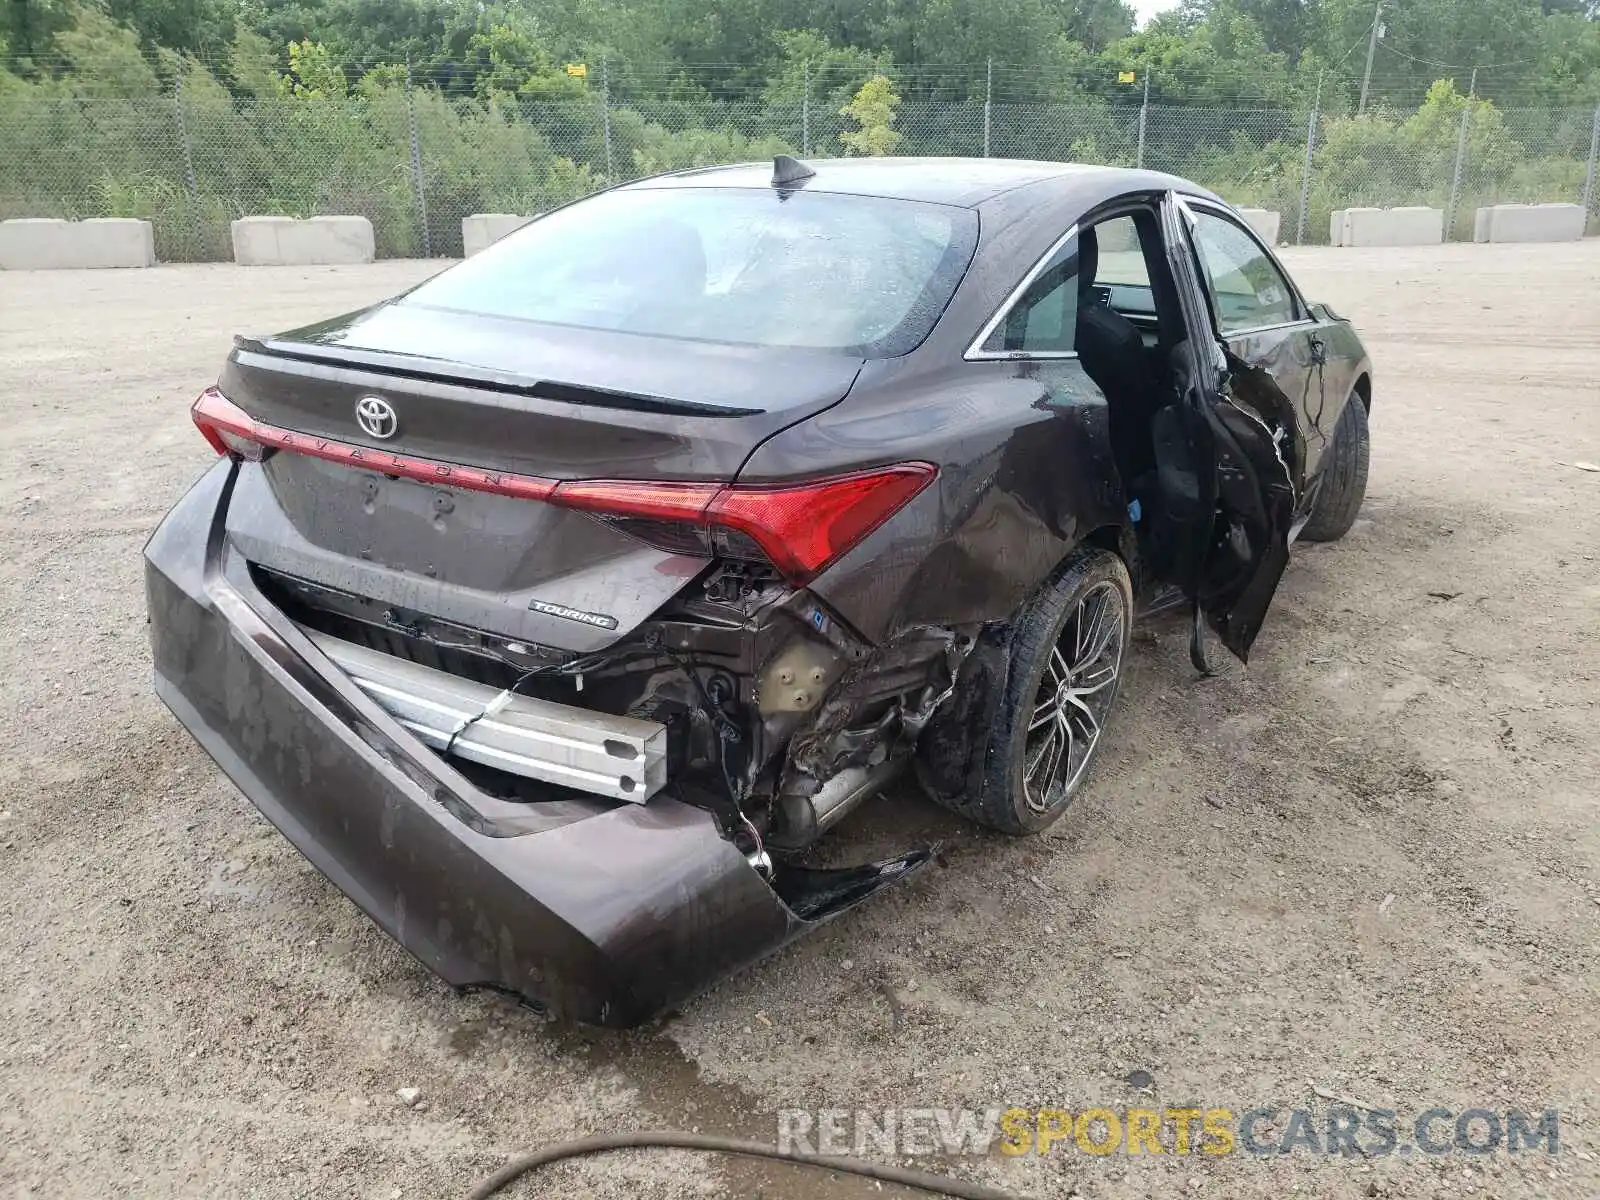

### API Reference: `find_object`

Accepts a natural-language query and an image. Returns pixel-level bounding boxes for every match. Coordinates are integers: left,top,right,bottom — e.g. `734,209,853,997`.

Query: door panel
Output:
1184,205,1329,487
1221,329,1315,485
1197,390,1296,658
1157,193,1296,664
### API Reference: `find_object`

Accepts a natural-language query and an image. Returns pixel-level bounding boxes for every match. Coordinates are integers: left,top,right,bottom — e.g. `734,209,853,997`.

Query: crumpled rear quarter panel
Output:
145,461,809,1027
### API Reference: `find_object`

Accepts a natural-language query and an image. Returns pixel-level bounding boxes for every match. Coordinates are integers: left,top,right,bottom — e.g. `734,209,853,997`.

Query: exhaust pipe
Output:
767,760,903,851
811,761,903,834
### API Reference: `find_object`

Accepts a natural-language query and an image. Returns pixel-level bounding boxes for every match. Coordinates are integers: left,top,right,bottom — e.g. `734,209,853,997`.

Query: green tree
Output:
1400,77,1523,182
3,0,71,65
54,8,163,96
1192,0,1318,59
887,0,1090,98
630,121,793,174
1058,0,1137,51
651,0,780,97
280,37,346,97
1311,0,1546,107
227,26,281,98
252,0,460,81
839,72,900,154
761,27,889,106
464,21,588,102
1533,9,1600,103
106,0,234,59
1109,7,1297,105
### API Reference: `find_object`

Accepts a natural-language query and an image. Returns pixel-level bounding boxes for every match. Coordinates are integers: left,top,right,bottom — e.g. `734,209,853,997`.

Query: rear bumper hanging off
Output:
145,461,924,1026
305,630,670,803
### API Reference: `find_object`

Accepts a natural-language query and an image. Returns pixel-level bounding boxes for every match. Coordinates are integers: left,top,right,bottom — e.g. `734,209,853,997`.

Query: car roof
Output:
621,157,1206,210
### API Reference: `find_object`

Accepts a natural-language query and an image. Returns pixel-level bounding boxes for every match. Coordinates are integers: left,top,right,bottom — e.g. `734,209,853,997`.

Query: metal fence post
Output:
171,67,202,257
602,59,615,179
1445,105,1469,241
1296,108,1319,245
1136,74,1149,169
1442,68,1483,241
1296,75,1323,245
1583,103,1600,223
172,68,198,203
1445,90,1474,242
801,60,810,156
1292,112,1318,244
405,63,430,257
983,58,992,157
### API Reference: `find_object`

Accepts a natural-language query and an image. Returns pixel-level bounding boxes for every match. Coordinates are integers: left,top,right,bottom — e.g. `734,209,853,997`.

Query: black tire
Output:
1300,392,1370,543
915,547,1133,835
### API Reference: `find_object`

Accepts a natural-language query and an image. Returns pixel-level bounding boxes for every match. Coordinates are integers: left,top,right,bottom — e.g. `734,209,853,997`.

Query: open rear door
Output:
1157,192,1296,666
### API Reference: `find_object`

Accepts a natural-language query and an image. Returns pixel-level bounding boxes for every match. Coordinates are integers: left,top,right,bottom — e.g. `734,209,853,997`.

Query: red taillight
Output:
194,413,231,455
188,387,557,500
189,387,935,583
551,478,723,521
548,464,936,584
193,387,271,460
707,467,936,582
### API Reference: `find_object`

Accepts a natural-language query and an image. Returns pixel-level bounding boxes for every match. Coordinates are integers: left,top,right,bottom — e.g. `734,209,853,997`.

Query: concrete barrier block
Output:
230,215,375,265
1329,209,1347,246
1472,207,1491,243
1337,206,1443,247
1472,203,1586,244
0,218,71,269
462,213,537,256
1237,208,1282,245
230,216,292,265
0,217,155,269
78,218,156,267
304,216,375,263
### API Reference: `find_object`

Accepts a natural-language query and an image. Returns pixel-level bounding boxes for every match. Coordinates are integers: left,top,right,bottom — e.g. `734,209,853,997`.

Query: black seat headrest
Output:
1076,225,1099,302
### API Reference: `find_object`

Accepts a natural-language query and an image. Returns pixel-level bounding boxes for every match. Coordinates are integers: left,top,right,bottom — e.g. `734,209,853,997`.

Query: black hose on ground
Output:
464,1130,1034,1200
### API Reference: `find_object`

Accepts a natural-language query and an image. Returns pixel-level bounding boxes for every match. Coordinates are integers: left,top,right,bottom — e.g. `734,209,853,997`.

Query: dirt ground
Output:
2,241,1598,1200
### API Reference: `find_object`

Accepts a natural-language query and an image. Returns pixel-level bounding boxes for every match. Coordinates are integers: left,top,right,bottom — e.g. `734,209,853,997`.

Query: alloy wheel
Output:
1021,580,1127,813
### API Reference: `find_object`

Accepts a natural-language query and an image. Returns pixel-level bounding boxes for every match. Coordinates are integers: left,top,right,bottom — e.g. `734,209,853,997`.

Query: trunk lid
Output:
220,304,864,650
222,302,865,481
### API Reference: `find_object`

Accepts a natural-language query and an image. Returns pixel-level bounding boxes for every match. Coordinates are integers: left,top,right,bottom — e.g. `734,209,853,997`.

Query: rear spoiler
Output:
233,334,765,419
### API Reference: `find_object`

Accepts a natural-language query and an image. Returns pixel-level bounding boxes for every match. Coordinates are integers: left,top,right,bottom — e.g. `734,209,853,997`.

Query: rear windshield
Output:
401,187,977,357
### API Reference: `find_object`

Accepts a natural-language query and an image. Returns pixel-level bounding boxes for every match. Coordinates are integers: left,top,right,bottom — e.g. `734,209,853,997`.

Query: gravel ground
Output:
2,242,1598,1200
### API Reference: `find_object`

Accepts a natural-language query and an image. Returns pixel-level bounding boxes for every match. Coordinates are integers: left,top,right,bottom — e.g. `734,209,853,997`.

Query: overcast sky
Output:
1131,0,1181,25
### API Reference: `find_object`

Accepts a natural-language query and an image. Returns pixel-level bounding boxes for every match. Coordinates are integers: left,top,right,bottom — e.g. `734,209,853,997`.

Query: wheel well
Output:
1079,522,1139,591
1033,525,1133,607
1353,372,1372,410
1083,523,1125,560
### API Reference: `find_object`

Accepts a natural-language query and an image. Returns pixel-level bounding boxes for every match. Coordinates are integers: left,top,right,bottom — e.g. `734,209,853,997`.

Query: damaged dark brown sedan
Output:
146,157,1372,1026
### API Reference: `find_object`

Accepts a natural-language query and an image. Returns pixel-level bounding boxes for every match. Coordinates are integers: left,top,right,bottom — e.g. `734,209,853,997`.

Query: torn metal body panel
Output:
1214,305,1370,492
767,624,978,849
148,158,1374,1025
147,462,930,1026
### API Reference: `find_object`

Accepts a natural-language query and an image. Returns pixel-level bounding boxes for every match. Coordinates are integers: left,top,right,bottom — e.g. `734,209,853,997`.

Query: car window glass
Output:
980,233,1082,354
1190,211,1298,333
1085,214,1159,321
1090,216,1149,287
402,188,977,356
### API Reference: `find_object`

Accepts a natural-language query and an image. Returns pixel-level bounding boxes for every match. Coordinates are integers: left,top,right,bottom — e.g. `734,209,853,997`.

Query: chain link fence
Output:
2,83,1596,261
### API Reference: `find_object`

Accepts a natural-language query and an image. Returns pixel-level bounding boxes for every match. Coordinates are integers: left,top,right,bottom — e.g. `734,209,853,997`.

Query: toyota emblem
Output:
354,395,398,440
